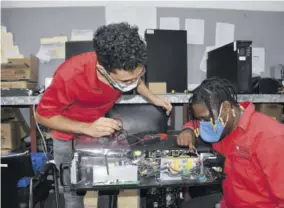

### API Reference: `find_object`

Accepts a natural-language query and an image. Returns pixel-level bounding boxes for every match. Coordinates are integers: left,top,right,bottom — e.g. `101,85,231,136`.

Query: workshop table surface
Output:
68,134,221,192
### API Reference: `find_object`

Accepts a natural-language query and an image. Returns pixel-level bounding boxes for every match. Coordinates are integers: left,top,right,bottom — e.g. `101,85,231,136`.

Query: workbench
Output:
1,94,284,152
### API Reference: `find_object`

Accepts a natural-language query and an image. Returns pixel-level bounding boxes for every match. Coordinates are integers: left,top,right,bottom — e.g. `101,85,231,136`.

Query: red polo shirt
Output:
183,102,284,207
36,52,122,140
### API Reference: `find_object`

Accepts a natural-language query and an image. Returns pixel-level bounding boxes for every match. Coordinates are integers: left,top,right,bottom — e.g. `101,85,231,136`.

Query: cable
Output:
33,94,48,160
110,116,219,183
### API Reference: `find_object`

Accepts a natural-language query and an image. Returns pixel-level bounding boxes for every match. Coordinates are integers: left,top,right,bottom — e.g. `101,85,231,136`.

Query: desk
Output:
1,94,284,152
73,178,222,191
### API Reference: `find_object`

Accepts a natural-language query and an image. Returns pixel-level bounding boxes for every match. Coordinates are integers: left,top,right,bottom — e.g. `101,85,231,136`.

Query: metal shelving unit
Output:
1,94,283,152
1,94,284,105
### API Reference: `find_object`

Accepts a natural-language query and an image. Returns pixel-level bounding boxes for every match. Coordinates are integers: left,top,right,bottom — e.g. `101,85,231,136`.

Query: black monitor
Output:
65,41,93,60
145,29,188,93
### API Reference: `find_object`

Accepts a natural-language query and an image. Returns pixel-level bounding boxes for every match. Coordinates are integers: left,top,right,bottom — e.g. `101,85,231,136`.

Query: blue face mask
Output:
199,105,228,143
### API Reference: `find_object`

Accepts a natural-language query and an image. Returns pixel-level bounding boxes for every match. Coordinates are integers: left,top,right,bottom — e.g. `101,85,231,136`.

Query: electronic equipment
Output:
145,29,188,93
65,41,93,60
60,135,224,191
1,88,32,97
142,187,183,208
207,41,252,93
258,78,281,94
1,152,34,208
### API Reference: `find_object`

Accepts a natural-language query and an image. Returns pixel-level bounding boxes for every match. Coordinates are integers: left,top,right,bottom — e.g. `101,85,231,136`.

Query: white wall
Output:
2,0,284,12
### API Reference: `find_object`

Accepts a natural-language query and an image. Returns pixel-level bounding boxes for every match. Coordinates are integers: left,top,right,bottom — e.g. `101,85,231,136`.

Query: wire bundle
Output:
110,115,162,147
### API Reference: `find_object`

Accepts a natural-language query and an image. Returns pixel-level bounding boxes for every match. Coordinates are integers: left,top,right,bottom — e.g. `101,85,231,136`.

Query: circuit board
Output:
160,157,200,181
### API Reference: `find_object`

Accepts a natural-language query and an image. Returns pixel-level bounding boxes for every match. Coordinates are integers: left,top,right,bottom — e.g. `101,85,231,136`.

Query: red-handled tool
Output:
157,133,168,140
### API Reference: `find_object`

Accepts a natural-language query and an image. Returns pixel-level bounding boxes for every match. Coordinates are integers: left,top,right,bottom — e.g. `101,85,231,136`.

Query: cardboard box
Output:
1,55,39,81
118,190,139,208
1,149,11,156
1,122,22,150
0,81,37,89
1,107,29,138
84,190,138,208
148,82,167,94
1,107,15,121
255,104,283,122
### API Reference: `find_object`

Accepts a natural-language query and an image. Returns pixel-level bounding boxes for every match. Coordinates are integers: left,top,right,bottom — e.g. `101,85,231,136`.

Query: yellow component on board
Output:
133,151,142,156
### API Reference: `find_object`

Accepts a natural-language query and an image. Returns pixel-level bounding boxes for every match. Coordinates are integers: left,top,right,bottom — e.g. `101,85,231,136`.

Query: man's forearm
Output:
35,113,89,134
137,80,156,102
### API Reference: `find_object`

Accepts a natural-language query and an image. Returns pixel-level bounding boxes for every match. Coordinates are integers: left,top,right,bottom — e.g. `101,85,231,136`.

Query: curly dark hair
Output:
93,22,147,73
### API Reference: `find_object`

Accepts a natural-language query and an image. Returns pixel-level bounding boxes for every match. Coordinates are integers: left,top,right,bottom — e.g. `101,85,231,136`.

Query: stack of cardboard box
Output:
1,107,29,155
1,55,39,89
84,190,139,208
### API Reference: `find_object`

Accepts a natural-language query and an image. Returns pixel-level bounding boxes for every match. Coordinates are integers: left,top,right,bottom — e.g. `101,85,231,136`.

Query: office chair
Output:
1,151,60,208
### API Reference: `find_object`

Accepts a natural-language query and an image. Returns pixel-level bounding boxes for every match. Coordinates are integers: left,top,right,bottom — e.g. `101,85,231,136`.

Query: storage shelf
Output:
1,94,284,106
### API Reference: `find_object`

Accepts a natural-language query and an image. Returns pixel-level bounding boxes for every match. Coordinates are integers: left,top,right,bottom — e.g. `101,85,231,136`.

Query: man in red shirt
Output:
178,77,284,208
36,23,172,208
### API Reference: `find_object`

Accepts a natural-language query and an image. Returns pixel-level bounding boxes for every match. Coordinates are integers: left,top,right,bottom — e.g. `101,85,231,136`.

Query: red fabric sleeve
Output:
220,197,226,208
182,120,200,130
36,76,75,118
254,136,284,206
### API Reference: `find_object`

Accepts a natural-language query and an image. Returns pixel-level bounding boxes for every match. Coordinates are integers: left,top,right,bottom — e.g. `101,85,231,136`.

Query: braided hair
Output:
189,77,238,128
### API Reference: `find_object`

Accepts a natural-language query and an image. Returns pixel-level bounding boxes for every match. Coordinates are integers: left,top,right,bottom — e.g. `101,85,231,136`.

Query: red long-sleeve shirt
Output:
36,52,121,140
183,102,284,208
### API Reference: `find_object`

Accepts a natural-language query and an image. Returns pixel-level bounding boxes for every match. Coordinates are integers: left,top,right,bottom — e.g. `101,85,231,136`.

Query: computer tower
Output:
65,41,94,60
207,41,252,93
145,29,188,93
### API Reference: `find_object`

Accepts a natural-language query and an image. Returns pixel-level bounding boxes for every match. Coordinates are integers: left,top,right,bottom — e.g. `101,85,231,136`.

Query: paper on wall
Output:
252,47,265,75
159,17,180,30
37,36,67,62
1,25,7,33
71,30,94,41
200,46,216,72
105,5,157,38
185,18,204,45
45,77,53,89
36,45,53,63
36,43,65,62
40,36,68,44
188,84,200,91
215,22,235,47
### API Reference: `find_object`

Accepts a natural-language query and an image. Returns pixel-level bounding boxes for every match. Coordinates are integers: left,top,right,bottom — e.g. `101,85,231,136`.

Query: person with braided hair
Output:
178,77,284,208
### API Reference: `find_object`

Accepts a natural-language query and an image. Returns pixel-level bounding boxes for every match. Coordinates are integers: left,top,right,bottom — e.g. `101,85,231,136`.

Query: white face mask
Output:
112,79,139,92
97,65,142,92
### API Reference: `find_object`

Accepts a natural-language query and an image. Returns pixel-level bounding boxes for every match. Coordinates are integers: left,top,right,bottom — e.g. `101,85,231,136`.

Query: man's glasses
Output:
99,66,146,88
